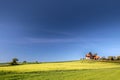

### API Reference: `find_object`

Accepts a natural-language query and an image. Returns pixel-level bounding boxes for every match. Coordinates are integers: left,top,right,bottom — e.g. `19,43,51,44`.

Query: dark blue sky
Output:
0,0,120,62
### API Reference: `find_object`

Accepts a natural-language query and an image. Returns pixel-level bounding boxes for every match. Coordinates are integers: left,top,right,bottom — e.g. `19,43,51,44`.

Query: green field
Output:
0,60,120,80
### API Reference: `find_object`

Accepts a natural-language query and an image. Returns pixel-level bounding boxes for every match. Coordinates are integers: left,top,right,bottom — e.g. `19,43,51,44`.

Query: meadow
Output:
0,60,120,80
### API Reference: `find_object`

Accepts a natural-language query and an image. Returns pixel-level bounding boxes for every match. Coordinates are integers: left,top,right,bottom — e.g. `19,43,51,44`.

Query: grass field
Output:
0,60,120,80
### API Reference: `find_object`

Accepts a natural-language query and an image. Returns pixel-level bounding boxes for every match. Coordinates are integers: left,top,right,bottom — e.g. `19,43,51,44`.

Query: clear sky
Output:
0,0,120,62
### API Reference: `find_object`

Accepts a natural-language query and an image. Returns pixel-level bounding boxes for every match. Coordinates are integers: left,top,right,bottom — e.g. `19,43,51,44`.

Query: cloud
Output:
38,29,74,36
0,36,117,45
27,38,79,43
26,37,107,44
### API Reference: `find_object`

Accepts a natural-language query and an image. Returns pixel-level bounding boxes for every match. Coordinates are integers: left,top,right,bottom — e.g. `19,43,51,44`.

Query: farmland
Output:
0,60,120,80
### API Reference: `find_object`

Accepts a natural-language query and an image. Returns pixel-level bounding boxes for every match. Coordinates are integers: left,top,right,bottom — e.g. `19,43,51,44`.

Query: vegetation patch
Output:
0,60,119,80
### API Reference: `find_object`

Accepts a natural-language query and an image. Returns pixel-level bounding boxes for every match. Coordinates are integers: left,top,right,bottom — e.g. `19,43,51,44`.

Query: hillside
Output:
0,60,120,80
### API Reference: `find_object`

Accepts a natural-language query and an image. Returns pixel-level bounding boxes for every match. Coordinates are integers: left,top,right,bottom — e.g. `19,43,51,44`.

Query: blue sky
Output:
0,0,120,62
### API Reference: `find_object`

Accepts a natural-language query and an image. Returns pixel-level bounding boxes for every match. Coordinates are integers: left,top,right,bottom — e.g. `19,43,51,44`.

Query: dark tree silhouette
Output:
11,58,19,65
23,61,27,64
108,56,114,60
116,56,120,60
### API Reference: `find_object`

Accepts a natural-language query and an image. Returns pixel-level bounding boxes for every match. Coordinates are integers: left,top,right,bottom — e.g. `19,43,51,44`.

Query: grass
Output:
0,60,120,80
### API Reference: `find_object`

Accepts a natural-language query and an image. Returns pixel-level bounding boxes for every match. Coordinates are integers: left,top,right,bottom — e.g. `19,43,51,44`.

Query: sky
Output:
0,0,120,62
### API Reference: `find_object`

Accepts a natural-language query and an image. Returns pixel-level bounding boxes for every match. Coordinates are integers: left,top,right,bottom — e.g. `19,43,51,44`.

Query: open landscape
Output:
1,0,120,80
0,60,120,80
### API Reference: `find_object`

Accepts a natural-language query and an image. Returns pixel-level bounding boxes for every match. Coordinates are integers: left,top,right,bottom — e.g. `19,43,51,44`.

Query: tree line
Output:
10,56,120,65
10,58,40,65
101,56,120,60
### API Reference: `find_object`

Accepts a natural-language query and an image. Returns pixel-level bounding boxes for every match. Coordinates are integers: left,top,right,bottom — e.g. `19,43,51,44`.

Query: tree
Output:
11,58,19,65
108,56,114,60
116,56,120,60
23,61,27,64
100,56,106,60
88,52,93,59
88,52,92,55
35,61,39,64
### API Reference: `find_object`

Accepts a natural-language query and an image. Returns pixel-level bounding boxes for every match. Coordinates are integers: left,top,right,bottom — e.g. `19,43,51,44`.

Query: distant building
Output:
86,52,100,60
